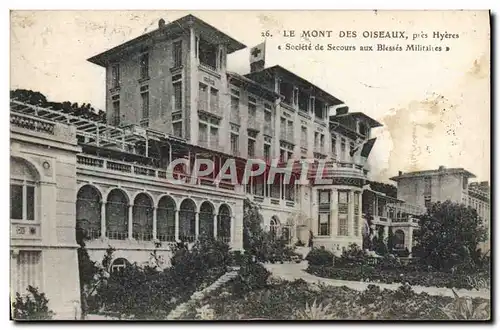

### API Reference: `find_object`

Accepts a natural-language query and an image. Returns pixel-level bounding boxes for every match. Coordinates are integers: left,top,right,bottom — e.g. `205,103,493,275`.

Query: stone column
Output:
128,204,133,240
101,202,106,239
174,210,180,241
331,188,338,238
152,207,157,240
349,190,355,238
195,212,199,239
213,214,218,238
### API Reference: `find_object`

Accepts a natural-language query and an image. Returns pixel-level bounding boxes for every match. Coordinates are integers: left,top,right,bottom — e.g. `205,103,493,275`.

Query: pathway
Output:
264,261,490,300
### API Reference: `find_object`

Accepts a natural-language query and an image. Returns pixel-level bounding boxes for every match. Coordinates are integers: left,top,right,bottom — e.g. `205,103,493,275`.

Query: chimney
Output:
398,171,403,176
336,107,349,116
158,18,166,29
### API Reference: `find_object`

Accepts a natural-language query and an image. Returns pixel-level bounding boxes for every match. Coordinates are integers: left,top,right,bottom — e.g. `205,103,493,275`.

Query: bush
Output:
335,243,370,268
12,286,54,320
94,235,231,319
305,248,334,267
230,260,271,296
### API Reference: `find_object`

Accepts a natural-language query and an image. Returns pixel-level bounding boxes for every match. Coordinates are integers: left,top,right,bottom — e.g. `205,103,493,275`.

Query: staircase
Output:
166,267,240,320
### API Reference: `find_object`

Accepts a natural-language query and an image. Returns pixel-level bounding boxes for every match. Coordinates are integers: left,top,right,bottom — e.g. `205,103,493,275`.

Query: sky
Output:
10,10,491,183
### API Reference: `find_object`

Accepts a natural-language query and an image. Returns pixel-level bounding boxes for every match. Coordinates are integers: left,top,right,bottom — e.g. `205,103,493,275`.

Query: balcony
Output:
10,112,77,144
76,154,240,193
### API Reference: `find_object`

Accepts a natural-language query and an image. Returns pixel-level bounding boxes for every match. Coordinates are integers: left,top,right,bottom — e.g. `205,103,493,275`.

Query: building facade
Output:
390,166,491,253
10,15,383,317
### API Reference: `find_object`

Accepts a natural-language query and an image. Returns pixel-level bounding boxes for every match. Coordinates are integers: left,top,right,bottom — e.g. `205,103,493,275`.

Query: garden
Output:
176,263,490,320
305,201,491,292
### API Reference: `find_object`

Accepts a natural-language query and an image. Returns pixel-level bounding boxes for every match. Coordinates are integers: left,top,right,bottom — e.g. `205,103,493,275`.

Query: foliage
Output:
414,201,487,271
230,259,271,296
305,247,334,267
92,234,230,319
180,279,490,320
242,198,298,263
336,243,371,267
307,264,489,290
11,89,106,123
439,289,490,320
294,299,334,320
12,286,54,320
367,181,398,198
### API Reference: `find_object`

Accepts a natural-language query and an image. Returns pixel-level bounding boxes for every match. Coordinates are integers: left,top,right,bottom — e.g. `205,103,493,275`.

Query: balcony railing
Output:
106,231,128,240
77,154,238,192
11,112,55,135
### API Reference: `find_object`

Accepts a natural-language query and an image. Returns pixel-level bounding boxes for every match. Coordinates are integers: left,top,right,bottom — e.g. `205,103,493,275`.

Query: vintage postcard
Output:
10,10,490,321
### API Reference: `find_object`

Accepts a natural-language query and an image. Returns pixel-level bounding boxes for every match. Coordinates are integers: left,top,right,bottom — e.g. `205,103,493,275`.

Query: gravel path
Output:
264,262,490,300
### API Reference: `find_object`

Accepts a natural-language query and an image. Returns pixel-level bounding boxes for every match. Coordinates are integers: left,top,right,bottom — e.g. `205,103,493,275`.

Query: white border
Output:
2,2,498,329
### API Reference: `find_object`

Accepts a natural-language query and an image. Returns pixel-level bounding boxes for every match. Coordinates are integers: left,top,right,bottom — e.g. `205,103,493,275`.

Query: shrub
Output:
12,286,54,320
305,248,334,267
230,260,270,296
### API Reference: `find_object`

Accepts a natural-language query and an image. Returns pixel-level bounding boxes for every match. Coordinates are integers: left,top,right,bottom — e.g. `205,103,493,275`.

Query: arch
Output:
199,201,215,238
132,193,154,241
394,229,405,250
270,215,281,238
217,204,231,243
10,157,40,222
179,198,196,242
76,184,102,239
157,195,176,242
106,189,129,240
10,156,41,181
110,258,130,274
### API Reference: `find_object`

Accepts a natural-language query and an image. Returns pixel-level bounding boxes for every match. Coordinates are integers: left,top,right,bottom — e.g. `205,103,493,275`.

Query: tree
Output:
413,201,487,271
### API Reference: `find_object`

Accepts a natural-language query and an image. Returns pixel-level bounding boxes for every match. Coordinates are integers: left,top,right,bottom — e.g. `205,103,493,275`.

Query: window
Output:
301,126,308,148
10,183,35,221
198,115,220,149
198,83,208,111
141,90,149,121
315,99,325,119
10,158,37,222
359,123,367,136
210,88,219,114
462,177,468,190
248,97,257,128
173,40,182,67
331,135,337,160
112,100,120,126
318,190,331,236
318,213,330,236
287,120,294,141
280,118,287,140
173,121,182,138
424,177,432,194
198,38,217,70
320,134,325,151
314,132,319,149
264,144,271,163
248,138,255,158
139,53,149,79
210,126,219,149
111,64,120,88
340,138,346,160
199,123,208,147
264,109,273,135
173,82,182,111
424,195,432,209
298,90,309,112
230,133,239,155
280,149,286,162
230,96,240,124
338,190,349,236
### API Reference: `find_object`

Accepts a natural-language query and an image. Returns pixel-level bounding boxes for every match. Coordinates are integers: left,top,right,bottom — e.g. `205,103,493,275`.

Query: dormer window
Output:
198,38,217,71
359,122,368,136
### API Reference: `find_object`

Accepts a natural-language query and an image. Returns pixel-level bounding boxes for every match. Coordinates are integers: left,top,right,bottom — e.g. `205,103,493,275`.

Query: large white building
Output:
10,14,387,318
